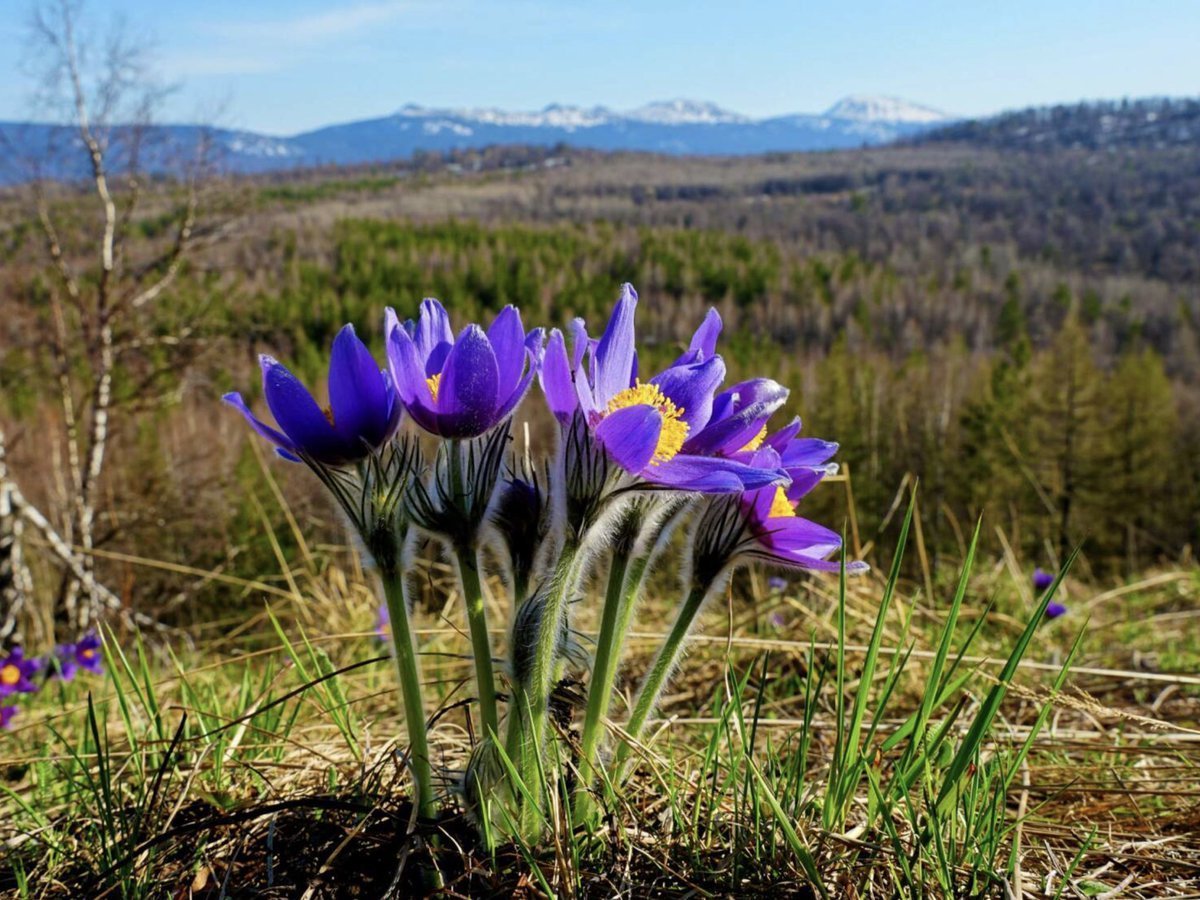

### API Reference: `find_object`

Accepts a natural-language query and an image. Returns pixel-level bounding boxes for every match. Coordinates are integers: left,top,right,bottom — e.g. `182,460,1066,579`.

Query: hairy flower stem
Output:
453,545,499,738
611,581,712,784
447,439,500,738
381,571,439,822
576,548,631,799
512,535,585,838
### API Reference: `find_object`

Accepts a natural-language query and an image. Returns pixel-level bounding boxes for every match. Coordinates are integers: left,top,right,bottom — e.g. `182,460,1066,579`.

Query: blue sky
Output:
1,0,1197,135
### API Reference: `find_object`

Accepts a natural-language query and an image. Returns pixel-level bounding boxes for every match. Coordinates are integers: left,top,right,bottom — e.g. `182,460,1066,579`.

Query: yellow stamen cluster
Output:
426,373,441,402
769,486,796,519
0,664,19,687
739,425,768,453
80,648,96,661
606,381,689,466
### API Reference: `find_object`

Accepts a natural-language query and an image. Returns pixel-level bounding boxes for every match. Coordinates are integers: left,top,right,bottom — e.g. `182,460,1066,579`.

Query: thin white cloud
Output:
206,1,423,45
165,53,282,78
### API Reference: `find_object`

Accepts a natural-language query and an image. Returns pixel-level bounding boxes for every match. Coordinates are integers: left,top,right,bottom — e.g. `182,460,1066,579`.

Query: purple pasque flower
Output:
1033,567,1055,592
736,456,853,573
0,704,16,730
736,428,850,573
690,421,865,582
385,300,543,439
547,284,786,493
224,324,401,466
0,648,41,698
1045,601,1068,619
55,633,103,681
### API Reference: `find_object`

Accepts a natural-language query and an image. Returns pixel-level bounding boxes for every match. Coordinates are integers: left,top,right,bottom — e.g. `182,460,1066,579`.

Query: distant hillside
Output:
918,97,1200,151
0,95,950,183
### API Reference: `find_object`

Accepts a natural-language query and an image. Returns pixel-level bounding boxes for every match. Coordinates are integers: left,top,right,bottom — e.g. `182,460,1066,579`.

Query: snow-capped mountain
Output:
824,95,949,124
0,95,954,181
288,96,952,167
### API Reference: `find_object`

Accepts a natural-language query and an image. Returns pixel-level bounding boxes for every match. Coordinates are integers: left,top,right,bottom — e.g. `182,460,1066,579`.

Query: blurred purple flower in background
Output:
55,633,104,681
767,576,788,592
1033,568,1055,592
375,602,391,643
0,648,41,697
0,705,16,730
1033,567,1067,618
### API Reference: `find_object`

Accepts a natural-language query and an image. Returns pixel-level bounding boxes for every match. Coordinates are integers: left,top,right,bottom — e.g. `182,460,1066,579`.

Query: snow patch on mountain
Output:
395,103,612,130
824,95,949,124
624,99,749,125
222,133,304,158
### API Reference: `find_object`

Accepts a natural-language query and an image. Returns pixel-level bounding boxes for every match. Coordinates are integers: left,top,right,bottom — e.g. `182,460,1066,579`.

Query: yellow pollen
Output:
426,373,441,402
769,486,796,519
81,648,96,661
606,381,689,465
0,664,19,687
739,425,768,453
322,406,336,426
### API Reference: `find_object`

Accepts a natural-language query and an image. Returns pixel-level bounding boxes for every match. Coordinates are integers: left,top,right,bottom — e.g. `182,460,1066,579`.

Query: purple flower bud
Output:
0,704,17,730
491,475,546,593
1045,601,1068,619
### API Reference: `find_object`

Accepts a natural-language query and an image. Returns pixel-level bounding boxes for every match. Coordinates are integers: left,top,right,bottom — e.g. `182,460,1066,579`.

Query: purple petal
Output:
222,391,298,458
649,454,788,493
493,327,544,420
763,417,803,452
784,468,827,504
328,324,391,447
594,404,662,474
569,317,591,370
758,515,843,558
385,316,430,406
575,355,598,417
780,438,839,469
650,356,726,434
540,328,577,423
259,356,354,465
495,344,541,422
436,325,500,437
593,284,638,406
685,379,790,456
687,308,722,360
488,306,527,400
416,298,454,375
